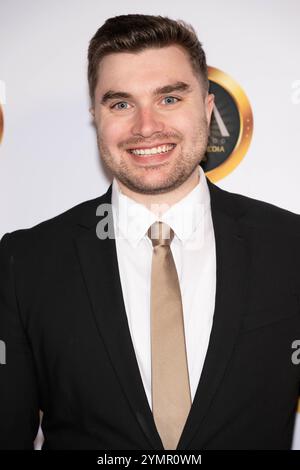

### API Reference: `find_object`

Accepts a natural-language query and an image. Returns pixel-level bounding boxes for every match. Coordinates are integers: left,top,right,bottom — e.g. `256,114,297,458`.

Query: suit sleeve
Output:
0,233,40,449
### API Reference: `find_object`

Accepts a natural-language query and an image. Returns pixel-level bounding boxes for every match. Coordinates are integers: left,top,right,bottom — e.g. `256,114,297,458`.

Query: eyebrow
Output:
100,81,192,105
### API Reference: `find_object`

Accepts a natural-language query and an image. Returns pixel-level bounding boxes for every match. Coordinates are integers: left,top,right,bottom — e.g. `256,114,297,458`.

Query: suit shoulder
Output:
209,181,300,234
1,190,109,251
228,188,300,233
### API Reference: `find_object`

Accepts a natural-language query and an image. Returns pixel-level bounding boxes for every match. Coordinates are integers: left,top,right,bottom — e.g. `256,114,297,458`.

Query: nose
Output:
131,106,165,137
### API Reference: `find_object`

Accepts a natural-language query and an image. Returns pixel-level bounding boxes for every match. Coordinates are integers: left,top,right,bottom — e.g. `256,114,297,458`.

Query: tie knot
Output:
147,221,174,248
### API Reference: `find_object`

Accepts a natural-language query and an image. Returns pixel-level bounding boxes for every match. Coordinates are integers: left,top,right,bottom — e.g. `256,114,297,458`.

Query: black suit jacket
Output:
0,177,300,450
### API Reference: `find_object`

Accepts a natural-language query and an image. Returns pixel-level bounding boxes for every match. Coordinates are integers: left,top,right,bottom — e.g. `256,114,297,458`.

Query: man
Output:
0,14,300,450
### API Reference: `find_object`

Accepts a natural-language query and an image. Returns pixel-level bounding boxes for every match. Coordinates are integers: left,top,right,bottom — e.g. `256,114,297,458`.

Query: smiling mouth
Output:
127,143,176,157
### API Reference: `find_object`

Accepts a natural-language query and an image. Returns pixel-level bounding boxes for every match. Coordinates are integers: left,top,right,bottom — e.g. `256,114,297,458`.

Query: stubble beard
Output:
96,118,209,195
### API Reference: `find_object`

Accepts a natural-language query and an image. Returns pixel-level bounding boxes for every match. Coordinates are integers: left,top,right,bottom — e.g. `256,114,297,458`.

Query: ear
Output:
205,93,215,125
89,107,95,118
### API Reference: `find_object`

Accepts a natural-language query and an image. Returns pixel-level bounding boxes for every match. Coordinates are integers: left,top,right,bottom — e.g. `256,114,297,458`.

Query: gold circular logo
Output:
202,66,254,182
0,105,3,145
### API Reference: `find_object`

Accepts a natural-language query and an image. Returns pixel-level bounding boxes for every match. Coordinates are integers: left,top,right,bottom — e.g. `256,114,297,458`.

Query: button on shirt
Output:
111,165,216,410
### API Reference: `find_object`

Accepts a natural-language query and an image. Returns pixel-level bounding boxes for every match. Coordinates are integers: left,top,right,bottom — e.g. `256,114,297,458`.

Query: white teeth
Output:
130,144,175,156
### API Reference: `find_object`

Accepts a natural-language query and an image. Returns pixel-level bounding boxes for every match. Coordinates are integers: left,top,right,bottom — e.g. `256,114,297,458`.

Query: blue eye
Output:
110,96,181,110
163,96,180,105
111,102,130,110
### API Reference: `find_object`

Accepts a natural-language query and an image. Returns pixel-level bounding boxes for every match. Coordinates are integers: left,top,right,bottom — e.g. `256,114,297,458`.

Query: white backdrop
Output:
0,0,299,450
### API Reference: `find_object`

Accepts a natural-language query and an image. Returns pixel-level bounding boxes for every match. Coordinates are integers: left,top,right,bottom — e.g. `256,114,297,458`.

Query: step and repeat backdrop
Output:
0,0,299,450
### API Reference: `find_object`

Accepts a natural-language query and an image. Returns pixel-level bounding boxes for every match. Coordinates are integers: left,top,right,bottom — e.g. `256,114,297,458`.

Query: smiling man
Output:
90,44,214,209
0,14,300,451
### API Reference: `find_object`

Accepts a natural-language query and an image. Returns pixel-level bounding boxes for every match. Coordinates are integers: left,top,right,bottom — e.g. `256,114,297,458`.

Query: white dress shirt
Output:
111,165,216,410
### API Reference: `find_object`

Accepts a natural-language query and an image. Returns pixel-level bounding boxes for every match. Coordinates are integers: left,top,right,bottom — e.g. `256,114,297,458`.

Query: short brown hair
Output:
87,14,209,104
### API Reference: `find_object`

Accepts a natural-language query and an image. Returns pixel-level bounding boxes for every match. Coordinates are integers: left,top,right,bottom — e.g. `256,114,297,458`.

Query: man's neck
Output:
116,166,200,217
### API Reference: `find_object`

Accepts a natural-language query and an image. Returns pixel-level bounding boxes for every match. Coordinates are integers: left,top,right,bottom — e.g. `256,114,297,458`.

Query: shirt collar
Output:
111,165,211,248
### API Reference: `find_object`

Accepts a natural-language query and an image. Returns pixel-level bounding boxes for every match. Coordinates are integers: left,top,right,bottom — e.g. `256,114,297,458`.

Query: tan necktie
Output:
147,221,192,450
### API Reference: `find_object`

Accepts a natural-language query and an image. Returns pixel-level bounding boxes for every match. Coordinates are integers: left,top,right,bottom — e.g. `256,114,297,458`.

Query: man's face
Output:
91,45,214,195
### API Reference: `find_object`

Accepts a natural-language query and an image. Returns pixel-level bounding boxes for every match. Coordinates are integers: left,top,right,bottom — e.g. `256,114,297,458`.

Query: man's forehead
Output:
98,45,192,75
95,46,200,99
101,44,188,61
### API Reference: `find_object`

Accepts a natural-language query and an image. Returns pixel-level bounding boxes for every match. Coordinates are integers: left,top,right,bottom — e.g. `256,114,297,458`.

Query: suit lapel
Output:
73,176,249,451
176,178,249,449
74,186,164,450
